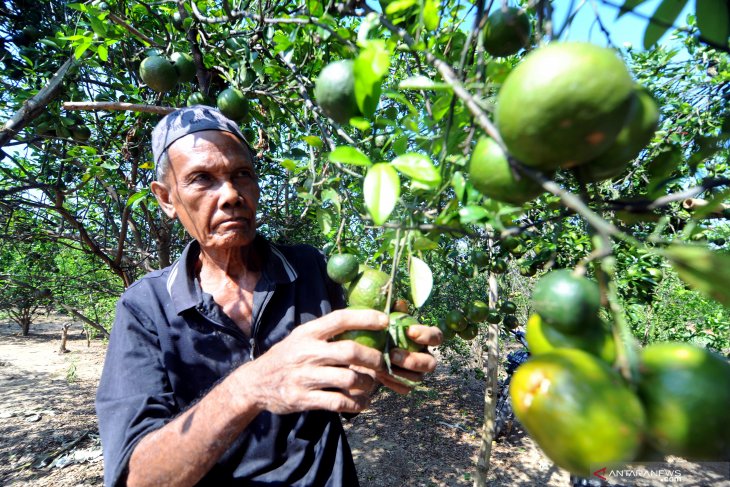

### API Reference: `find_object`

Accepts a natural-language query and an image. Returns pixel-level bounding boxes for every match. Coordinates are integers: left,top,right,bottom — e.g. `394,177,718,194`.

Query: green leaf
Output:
321,188,342,213
126,189,149,208
661,244,730,306
458,205,490,224
328,146,372,166
302,135,323,148
643,0,688,49
317,208,335,236
354,41,390,118
364,163,400,225
391,153,442,188
280,159,297,171
423,0,440,30
74,40,93,60
409,255,433,308
412,236,439,251
97,44,108,62
88,15,107,37
696,0,730,47
451,171,466,202
398,75,453,92
385,0,417,15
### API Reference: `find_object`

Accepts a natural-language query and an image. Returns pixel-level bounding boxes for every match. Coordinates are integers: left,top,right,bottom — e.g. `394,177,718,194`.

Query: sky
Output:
544,0,694,50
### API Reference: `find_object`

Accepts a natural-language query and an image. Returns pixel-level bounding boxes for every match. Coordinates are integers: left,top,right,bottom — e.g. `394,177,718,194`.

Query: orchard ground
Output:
0,318,724,486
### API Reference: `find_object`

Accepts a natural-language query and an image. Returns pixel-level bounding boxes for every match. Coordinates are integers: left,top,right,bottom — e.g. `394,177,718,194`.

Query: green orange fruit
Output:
327,253,360,284
314,60,361,125
637,342,730,460
388,312,424,352
347,266,390,310
531,269,600,335
217,87,249,121
139,55,178,93
575,87,660,183
469,137,543,205
496,42,636,170
510,349,646,476
444,309,468,332
525,314,615,364
170,52,196,82
483,7,532,57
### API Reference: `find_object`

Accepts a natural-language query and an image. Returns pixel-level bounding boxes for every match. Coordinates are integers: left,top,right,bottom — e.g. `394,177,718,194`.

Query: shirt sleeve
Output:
95,292,178,487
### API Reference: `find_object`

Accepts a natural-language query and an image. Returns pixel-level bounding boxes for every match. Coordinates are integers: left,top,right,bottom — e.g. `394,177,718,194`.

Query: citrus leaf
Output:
423,0,440,30
354,41,390,118
317,208,335,236
660,244,730,306
280,159,297,171
410,256,433,308
364,163,400,225
328,146,372,166
302,135,323,148
458,205,490,224
126,189,149,208
643,0,688,49
385,0,417,15
451,171,466,202
321,188,342,213
391,153,442,188
398,75,453,92
696,0,730,47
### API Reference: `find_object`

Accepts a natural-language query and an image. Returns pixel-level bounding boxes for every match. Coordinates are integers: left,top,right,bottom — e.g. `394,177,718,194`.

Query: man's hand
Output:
378,324,442,394
236,308,389,415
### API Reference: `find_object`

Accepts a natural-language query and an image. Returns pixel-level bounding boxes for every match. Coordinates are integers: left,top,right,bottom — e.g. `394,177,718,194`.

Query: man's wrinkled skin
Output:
122,130,442,487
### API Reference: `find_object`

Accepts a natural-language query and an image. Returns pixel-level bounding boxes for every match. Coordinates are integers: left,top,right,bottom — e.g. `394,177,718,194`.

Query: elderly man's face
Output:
151,130,259,251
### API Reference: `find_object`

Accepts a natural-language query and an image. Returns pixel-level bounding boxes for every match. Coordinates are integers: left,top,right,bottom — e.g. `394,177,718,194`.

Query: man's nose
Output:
218,180,243,207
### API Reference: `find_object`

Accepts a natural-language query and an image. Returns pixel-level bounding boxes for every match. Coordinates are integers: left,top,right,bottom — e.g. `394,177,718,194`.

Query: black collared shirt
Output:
95,236,356,486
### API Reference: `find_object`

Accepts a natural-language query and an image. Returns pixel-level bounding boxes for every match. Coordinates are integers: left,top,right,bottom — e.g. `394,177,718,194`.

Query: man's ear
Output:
150,181,177,220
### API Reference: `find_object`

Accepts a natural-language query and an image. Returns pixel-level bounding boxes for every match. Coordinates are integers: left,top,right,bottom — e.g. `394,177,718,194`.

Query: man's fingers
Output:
305,390,372,413
303,309,389,340
405,325,443,347
389,348,437,374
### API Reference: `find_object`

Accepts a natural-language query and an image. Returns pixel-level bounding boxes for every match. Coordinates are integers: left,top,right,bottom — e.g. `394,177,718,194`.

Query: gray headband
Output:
151,105,251,165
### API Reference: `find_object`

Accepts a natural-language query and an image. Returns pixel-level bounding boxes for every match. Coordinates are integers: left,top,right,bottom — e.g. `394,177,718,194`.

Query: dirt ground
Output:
0,317,571,486
2,318,726,487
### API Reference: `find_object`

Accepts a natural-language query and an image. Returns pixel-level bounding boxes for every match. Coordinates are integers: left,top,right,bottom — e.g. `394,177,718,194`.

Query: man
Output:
96,106,442,486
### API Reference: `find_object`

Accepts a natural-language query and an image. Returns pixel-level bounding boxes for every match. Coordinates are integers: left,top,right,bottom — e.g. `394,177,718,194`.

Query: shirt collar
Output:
166,234,298,315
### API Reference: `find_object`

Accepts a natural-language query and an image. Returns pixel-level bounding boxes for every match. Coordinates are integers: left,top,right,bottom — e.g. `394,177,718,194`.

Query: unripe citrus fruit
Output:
469,137,543,205
347,266,390,310
314,60,361,125
139,55,178,93
389,312,424,352
531,269,600,334
327,253,360,284
510,349,646,476
502,314,519,330
170,52,195,82
71,124,91,142
336,308,388,350
575,87,660,183
458,322,479,341
525,314,615,364
637,342,730,460
496,42,635,170
492,258,508,274
217,87,248,121
500,300,517,315
466,300,490,322
187,92,211,106
444,309,468,332
483,7,531,57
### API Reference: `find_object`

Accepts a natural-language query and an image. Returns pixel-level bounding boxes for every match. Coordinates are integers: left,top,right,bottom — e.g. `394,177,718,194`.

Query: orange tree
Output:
1,0,729,482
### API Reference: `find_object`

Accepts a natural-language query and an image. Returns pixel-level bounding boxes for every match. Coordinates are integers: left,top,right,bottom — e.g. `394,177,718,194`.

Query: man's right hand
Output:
234,308,389,415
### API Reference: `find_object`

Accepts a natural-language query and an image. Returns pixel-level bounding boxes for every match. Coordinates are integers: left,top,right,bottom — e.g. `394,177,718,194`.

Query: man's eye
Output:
191,174,211,183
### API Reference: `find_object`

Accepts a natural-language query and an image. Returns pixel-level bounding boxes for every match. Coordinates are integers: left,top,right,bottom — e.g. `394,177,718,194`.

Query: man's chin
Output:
202,231,256,250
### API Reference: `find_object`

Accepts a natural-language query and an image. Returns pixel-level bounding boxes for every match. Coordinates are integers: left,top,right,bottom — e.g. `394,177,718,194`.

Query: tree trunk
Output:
474,273,500,486
58,323,71,354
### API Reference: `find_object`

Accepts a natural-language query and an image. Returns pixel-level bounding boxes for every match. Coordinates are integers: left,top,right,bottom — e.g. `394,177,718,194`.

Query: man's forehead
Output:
168,131,255,168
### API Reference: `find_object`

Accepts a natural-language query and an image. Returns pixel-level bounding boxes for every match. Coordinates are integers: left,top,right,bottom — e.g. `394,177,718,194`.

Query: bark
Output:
58,323,71,354
55,303,109,338
682,198,730,218
474,273,500,486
